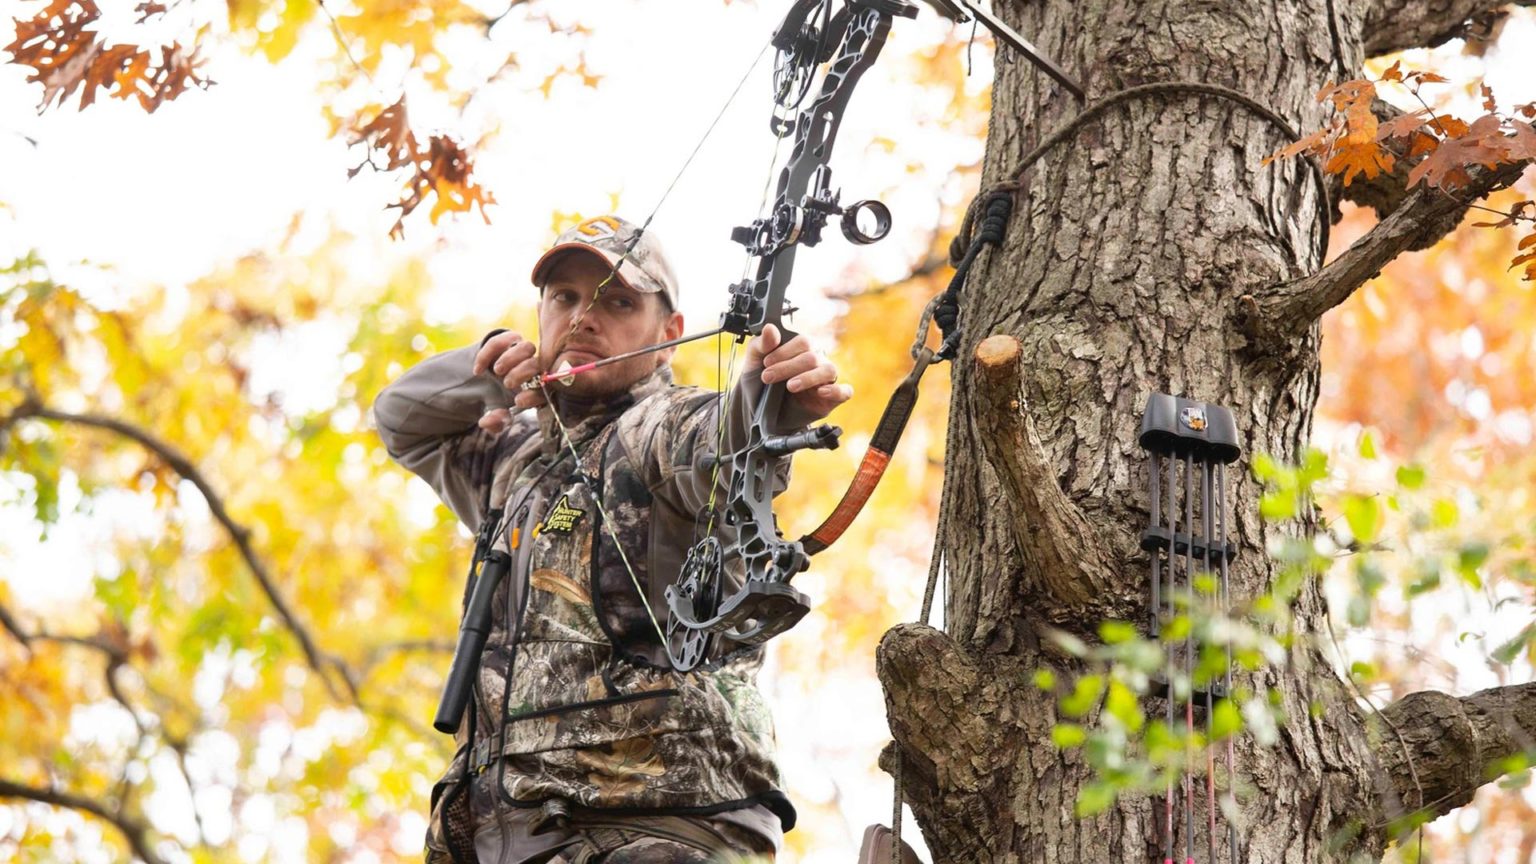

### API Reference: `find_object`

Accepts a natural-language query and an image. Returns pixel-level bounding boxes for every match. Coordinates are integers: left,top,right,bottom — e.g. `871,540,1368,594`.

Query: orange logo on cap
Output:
576,216,621,239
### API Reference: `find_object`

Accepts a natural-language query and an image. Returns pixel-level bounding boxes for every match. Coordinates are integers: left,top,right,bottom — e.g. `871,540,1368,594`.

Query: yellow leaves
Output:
538,59,604,98
338,0,484,80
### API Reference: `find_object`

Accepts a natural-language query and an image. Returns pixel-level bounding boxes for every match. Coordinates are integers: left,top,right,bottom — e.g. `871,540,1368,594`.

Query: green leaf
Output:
1349,660,1377,682
1342,494,1380,544
1260,491,1297,521
1406,560,1441,597
1210,699,1242,739
1431,498,1459,528
1347,595,1370,628
1358,431,1377,459
1497,769,1532,790
1098,620,1137,645
1052,723,1087,748
1251,453,1280,482
1456,542,1490,588
1074,782,1116,816
1299,448,1329,484
1492,622,1536,665
1396,464,1426,490
1060,674,1105,718
1033,669,1057,691
1162,615,1192,642
1105,680,1144,732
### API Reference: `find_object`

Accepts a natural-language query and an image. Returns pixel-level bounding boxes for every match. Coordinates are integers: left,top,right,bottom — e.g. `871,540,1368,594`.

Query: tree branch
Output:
877,623,1009,860
1240,159,1529,347
0,778,168,864
0,599,130,663
1375,682,1536,825
6,403,359,703
971,335,1117,610
1362,0,1536,58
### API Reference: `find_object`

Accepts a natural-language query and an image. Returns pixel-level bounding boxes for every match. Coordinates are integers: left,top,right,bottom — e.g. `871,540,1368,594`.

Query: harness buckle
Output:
470,732,502,774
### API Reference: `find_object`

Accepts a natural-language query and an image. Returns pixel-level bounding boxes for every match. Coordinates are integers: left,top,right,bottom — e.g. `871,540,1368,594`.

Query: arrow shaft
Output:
524,326,729,390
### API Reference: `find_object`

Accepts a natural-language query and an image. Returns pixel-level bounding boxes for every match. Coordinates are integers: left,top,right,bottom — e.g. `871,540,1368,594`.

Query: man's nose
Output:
576,301,602,332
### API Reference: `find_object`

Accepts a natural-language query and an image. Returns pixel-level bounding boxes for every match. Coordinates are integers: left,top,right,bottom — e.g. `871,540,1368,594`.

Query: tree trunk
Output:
875,1,1536,862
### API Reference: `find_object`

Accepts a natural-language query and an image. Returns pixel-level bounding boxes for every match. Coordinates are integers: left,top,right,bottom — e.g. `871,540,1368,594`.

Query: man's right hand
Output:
473,331,547,431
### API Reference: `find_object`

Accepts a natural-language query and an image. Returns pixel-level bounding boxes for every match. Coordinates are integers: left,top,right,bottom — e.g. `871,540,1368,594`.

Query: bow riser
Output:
666,0,915,663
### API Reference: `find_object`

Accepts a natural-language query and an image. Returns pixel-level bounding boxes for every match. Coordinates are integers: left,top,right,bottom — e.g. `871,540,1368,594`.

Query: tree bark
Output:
875,1,1533,862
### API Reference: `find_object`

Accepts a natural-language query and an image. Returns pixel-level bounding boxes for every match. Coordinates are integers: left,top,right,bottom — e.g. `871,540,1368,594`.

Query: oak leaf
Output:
1406,114,1511,190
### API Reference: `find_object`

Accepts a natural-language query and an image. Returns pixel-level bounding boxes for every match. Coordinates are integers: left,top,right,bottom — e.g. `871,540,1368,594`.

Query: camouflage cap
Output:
531,215,680,310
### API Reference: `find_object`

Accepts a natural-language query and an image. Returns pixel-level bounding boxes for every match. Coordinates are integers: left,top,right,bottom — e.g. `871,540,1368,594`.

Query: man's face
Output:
538,252,684,397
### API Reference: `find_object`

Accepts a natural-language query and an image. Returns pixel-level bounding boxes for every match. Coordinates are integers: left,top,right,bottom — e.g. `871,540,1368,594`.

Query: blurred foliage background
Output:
1,2,1533,861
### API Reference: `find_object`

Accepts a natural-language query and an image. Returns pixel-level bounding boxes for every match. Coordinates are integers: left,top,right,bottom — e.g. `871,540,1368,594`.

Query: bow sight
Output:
663,0,917,671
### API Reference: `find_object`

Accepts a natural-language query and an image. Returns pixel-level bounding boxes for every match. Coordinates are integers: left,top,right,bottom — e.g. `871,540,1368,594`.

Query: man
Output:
373,215,851,864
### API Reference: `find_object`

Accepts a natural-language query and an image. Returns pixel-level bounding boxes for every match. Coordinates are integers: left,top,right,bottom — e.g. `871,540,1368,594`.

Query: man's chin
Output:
555,371,628,401
561,349,604,366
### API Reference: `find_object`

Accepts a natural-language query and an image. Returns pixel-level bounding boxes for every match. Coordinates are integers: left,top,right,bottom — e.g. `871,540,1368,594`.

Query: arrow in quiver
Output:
1138,393,1240,864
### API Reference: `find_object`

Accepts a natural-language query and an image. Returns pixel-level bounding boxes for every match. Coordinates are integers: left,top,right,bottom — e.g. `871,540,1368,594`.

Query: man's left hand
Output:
745,324,853,422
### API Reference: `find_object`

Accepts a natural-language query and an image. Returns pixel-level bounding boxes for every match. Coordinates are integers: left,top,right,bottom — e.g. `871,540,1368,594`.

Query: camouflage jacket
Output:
373,340,805,861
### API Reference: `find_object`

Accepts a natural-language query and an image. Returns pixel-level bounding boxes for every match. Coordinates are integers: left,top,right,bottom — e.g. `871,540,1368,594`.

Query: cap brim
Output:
530,244,657,294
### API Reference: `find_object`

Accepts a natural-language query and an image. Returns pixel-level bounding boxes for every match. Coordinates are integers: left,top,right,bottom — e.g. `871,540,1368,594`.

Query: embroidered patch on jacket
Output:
539,495,587,535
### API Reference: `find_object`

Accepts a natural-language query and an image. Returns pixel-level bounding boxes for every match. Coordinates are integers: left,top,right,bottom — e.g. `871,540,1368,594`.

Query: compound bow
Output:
658,0,919,670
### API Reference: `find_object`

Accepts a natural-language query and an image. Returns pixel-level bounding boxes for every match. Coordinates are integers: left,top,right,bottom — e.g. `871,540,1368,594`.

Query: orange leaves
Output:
1405,113,1515,191
5,0,210,112
1264,78,1392,186
1268,65,1536,193
1270,66,1536,281
1321,79,1396,186
1512,230,1536,283
350,97,416,172
347,96,495,239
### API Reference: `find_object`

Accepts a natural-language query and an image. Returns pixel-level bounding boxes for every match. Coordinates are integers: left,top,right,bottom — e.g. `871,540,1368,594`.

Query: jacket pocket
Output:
425,743,479,864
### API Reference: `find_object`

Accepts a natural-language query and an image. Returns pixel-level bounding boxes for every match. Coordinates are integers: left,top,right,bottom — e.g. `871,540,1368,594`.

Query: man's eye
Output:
607,295,636,310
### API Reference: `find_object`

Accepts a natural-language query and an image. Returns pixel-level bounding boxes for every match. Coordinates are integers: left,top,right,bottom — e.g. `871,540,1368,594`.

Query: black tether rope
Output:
934,191,1014,359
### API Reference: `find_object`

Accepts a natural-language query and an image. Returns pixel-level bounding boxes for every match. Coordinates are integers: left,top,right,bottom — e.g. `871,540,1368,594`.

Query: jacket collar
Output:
535,365,674,455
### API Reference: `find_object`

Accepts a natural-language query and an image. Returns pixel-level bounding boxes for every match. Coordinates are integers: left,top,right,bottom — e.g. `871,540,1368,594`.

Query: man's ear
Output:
657,307,685,366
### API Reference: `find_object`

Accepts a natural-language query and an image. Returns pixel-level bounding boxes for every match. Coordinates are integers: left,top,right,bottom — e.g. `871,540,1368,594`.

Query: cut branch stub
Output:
972,334,1117,613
